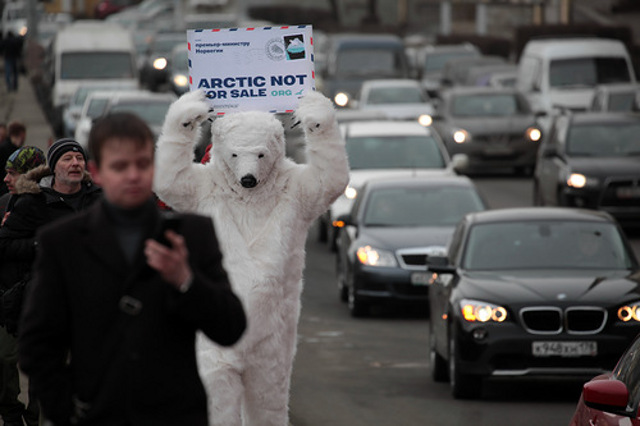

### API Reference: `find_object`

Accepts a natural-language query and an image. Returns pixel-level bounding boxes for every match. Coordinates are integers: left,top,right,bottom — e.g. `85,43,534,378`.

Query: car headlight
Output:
173,74,188,87
452,128,470,144
153,57,168,70
526,126,542,142
344,185,357,200
334,92,350,107
566,173,599,189
418,114,432,127
618,302,640,322
356,245,398,267
460,299,507,323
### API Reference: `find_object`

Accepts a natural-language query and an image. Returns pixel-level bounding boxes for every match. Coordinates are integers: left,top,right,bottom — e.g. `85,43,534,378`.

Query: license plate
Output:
484,145,513,156
411,272,431,286
616,187,640,199
532,341,597,357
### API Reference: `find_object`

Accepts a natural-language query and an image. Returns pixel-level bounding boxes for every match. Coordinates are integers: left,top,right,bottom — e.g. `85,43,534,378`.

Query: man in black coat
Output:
18,112,247,426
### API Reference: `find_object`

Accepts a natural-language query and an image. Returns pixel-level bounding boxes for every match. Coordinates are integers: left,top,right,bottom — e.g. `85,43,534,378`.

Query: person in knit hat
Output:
0,139,101,426
0,146,46,215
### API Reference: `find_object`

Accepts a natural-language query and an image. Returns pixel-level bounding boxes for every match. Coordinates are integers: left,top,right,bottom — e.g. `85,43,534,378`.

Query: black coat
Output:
18,200,246,426
0,166,103,292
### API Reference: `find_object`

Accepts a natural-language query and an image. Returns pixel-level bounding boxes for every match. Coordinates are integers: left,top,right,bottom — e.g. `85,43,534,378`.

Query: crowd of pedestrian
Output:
0,114,246,425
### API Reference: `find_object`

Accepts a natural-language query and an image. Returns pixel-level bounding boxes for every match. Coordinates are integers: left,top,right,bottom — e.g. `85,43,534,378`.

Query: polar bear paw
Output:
294,90,337,135
161,89,213,139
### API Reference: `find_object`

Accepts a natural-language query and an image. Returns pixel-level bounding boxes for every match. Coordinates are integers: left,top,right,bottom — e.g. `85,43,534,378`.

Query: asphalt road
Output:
290,173,640,426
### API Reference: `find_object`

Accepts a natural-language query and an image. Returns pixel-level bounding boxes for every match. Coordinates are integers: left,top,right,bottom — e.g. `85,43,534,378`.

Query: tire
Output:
317,217,328,243
336,258,348,303
348,284,368,317
429,323,448,382
449,330,482,399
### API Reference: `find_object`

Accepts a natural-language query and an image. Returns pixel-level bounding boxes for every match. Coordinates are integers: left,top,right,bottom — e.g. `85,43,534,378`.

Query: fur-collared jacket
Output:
0,165,102,291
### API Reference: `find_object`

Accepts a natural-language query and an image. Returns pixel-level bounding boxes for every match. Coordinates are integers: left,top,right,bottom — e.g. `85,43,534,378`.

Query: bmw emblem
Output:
557,293,567,300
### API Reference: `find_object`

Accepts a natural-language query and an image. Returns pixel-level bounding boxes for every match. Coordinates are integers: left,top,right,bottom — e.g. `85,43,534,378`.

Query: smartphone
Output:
156,216,182,247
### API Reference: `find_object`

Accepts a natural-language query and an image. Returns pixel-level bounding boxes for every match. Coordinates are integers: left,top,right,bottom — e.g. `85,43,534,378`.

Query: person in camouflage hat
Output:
1,146,46,213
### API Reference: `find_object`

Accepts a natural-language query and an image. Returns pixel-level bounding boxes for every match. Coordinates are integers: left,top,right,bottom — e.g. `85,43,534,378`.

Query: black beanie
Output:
47,138,87,172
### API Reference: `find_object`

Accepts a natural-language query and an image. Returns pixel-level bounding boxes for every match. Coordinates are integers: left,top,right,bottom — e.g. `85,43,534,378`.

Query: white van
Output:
46,20,139,134
516,37,636,118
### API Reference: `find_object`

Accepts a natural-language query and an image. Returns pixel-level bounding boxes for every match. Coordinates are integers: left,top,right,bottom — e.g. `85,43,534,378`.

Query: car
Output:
74,90,119,149
533,112,640,228
516,38,636,119
138,31,186,91
570,333,640,425
432,86,542,175
335,175,487,317
589,83,640,112
62,82,139,137
317,118,468,250
414,43,481,97
427,207,640,399
353,79,434,125
317,33,411,108
168,43,189,95
102,91,177,139
440,55,506,89
94,0,137,19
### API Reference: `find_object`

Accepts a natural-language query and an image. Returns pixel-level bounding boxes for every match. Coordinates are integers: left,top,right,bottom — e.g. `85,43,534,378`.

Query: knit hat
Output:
47,138,87,172
6,146,46,174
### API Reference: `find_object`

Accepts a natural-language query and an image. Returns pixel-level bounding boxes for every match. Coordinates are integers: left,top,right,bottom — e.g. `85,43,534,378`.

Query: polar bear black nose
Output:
241,174,257,188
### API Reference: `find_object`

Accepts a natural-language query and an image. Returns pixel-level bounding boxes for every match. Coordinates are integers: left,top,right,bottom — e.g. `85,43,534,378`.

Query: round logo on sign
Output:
265,38,286,61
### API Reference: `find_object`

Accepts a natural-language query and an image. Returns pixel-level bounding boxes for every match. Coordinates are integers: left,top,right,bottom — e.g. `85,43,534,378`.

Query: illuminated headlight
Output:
344,186,357,200
526,127,542,142
460,299,507,323
452,129,470,144
356,245,397,267
334,92,349,107
153,57,168,70
418,114,433,127
173,74,188,87
566,173,599,189
618,302,640,322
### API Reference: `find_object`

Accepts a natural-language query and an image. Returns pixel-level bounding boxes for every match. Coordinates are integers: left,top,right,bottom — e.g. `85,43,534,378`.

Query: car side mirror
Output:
426,255,455,274
583,380,635,418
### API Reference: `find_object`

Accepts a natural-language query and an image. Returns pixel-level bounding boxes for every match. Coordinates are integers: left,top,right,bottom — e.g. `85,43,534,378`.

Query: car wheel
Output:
348,284,368,317
336,258,348,303
429,322,448,382
449,330,482,399
318,217,328,242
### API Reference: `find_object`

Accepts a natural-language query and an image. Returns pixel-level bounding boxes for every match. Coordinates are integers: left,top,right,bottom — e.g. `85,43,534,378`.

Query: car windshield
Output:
451,94,521,117
549,57,631,89
153,37,184,55
463,221,634,270
566,122,640,156
609,93,638,111
363,186,485,227
346,135,446,169
335,49,404,77
61,52,135,79
172,49,188,72
365,87,426,105
109,101,171,126
424,51,477,74
86,98,109,119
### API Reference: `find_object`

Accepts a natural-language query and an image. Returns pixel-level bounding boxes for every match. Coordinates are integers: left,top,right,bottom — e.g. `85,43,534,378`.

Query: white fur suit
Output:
154,89,349,426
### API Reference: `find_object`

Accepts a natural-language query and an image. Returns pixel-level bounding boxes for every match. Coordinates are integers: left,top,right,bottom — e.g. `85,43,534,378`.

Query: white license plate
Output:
484,145,513,156
616,187,640,199
411,272,431,286
532,341,597,357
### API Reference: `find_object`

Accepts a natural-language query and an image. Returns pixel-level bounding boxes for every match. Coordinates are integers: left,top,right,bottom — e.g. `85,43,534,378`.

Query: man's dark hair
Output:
7,120,26,137
89,113,155,166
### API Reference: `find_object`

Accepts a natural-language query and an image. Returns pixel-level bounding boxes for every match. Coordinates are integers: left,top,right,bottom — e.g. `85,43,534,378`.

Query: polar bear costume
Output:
154,89,349,426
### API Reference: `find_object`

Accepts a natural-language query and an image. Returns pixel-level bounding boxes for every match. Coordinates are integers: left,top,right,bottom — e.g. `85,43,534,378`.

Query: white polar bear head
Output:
210,111,285,190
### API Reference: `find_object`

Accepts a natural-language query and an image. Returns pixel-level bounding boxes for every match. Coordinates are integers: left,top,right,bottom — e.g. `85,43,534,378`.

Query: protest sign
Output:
187,25,315,114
